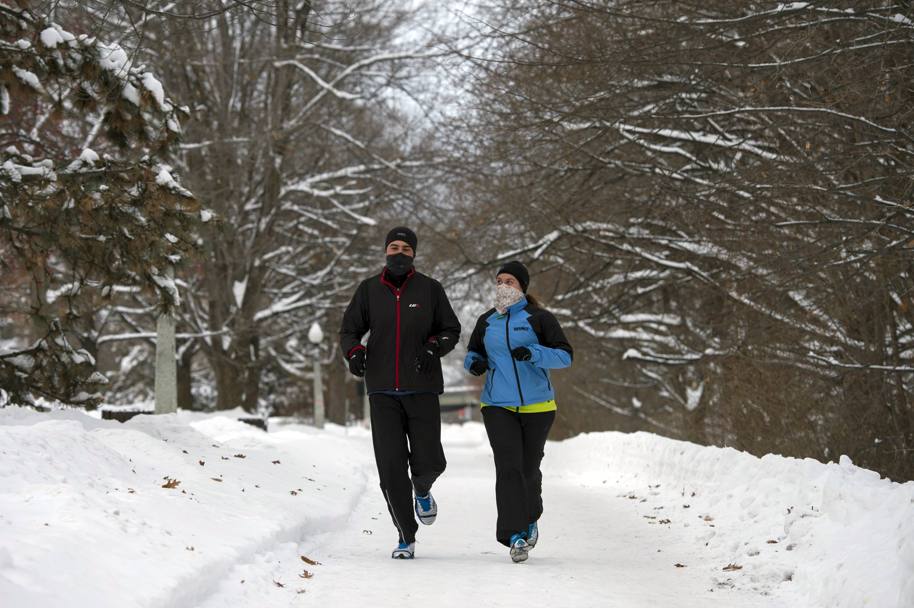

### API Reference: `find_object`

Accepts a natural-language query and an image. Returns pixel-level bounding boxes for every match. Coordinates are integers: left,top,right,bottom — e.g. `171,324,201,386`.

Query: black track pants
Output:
481,406,555,547
369,392,447,544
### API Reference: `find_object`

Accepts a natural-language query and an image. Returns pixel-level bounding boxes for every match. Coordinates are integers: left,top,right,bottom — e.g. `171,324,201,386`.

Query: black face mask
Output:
386,253,414,277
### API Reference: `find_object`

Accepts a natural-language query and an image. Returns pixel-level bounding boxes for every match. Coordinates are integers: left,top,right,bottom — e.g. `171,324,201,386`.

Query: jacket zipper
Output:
381,269,413,392
395,290,401,390
505,310,525,405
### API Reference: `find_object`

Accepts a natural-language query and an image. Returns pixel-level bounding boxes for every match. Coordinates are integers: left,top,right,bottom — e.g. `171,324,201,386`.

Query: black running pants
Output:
481,406,555,547
369,392,447,544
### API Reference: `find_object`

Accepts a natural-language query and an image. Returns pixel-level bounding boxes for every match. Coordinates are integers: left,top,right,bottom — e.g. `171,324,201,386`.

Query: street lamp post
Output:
308,321,325,428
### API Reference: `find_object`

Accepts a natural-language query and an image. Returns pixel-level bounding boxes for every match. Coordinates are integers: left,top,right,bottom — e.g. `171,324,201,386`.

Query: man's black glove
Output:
511,346,532,362
347,349,366,377
415,341,440,375
468,358,488,376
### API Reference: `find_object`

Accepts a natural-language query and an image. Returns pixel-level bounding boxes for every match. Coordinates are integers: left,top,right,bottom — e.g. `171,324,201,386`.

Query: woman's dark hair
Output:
526,293,543,309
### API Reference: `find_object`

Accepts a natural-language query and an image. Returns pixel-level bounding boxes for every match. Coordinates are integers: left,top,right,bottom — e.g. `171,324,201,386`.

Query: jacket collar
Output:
380,267,416,291
501,295,528,315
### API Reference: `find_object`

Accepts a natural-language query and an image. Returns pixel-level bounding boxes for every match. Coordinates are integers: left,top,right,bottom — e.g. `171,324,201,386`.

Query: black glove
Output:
468,358,488,376
415,341,440,375
347,349,366,377
511,346,532,362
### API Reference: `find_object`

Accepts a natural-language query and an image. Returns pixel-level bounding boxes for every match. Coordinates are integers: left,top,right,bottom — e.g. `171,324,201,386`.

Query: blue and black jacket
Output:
464,297,573,407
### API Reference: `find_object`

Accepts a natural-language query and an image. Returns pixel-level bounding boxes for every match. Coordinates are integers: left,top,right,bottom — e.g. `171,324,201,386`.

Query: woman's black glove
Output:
511,346,532,362
468,358,488,376
415,341,440,375
347,349,367,377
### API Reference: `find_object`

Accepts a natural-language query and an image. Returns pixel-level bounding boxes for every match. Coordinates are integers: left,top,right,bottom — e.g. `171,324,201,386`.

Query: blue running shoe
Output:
526,521,539,548
509,533,529,563
414,492,437,525
391,541,415,559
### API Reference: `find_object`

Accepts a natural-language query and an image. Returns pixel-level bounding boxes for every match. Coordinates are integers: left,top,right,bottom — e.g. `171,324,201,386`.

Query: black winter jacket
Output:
339,268,461,394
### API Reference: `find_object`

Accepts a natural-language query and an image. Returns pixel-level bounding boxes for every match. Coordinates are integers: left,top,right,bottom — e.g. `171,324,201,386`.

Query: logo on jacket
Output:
409,303,420,308
513,326,529,331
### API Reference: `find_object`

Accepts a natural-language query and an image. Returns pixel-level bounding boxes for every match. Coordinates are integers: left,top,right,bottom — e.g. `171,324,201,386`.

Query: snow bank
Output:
0,408,371,608
546,431,914,608
2,408,910,608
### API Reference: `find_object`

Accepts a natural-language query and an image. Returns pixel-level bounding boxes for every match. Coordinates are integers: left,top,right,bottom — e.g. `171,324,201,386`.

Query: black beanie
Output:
497,261,530,293
385,226,418,251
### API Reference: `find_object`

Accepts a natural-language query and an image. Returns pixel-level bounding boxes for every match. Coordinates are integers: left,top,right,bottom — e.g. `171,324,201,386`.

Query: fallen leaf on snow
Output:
723,563,743,571
299,570,313,579
233,453,246,459
211,477,223,482
273,580,284,588
272,460,281,464
675,563,687,568
301,556,321,565
161,477,181,489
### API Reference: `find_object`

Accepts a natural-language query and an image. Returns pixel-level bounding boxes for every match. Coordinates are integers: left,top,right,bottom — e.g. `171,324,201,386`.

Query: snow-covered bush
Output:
0,5,200,406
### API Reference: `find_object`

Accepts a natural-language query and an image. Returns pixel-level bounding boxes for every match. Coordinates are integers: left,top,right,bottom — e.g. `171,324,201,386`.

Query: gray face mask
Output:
495,283,523,314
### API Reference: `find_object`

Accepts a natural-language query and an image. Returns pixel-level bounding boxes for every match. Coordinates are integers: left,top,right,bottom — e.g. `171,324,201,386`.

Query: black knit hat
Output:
385,226,418,251
497,261,530,293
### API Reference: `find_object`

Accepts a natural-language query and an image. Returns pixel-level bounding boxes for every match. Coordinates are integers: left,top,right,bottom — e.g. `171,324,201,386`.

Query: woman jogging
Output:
464,261,573,563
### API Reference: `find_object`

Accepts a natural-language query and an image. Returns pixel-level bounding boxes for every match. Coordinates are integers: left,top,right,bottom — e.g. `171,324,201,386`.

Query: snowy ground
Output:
1,407,912,608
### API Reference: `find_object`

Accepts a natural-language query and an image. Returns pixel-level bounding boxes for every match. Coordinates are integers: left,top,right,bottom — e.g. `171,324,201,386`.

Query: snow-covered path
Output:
4,408,911,608
198,428,784,608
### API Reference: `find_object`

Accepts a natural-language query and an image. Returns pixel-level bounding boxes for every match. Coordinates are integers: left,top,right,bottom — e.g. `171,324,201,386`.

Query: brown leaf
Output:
211,477,223,482
272,460,281,465
702,515,714,522
161,477,181,489
766,539,779,544
723,563,743,572
273,580,284,588
198,460,205,466
290,490,299,496
233,453,246,459
301,556,321,566
675,563,687,568
659,519,671,524
299,570,313,579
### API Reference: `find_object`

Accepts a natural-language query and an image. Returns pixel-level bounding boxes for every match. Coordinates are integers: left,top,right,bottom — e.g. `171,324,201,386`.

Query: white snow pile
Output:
548,431,914,608
154,164,193,198
0,407,371,608
0,407,910,608
38,26,74,49
141,72,169,111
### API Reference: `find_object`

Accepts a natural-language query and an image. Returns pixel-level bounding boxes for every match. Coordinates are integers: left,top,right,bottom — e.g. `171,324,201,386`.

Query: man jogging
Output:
339,226,461,560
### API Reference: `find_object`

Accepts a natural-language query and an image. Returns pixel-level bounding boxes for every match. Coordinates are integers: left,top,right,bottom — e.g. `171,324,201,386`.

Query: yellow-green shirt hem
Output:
480,399,557,413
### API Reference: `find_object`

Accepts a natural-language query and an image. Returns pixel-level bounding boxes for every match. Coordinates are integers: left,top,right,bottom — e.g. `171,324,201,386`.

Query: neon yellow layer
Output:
480,399,557,413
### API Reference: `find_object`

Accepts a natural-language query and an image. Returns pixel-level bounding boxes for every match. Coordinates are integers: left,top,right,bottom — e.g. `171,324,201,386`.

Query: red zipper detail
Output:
395,291,401,390
380,268,414,392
